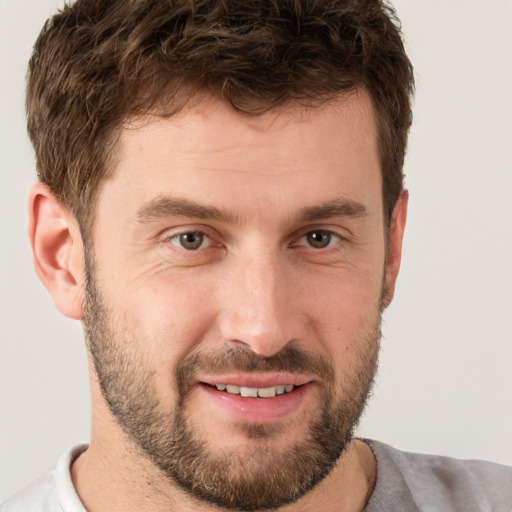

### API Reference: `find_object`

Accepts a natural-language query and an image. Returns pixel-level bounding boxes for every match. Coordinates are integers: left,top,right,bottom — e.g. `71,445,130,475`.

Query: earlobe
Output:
382,189,408,308
27,183,85,320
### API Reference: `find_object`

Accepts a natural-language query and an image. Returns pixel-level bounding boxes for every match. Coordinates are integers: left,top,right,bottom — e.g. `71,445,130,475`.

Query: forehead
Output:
125,90,378,159
96,90,381,228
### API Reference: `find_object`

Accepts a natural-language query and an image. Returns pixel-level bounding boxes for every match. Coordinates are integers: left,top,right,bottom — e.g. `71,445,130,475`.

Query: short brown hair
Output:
26,0,414,232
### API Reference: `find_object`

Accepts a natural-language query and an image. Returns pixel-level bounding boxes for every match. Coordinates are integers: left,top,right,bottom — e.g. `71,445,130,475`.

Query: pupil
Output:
180,232,203,250
308,231,330,248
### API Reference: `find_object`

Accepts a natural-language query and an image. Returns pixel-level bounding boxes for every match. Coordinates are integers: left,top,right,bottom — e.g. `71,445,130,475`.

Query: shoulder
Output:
1,473,59,512
365,439,512,512
1,444,88,512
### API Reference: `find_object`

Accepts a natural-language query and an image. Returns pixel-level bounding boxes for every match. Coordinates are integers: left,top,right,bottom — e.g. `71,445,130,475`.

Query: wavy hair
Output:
26,0,414,232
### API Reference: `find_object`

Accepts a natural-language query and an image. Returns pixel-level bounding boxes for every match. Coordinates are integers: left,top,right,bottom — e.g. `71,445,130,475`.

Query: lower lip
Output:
198,383,314,423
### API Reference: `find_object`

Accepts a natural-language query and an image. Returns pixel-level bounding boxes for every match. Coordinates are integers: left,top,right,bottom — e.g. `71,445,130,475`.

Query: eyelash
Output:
165,228,344,252
168,231,213,251
292,230,342,250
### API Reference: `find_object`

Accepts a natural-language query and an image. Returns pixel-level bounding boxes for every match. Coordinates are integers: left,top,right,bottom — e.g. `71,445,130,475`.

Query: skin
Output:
28,89,408,511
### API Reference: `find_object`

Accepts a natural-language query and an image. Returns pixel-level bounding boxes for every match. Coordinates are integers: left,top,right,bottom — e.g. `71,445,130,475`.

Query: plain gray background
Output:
1,0,511,501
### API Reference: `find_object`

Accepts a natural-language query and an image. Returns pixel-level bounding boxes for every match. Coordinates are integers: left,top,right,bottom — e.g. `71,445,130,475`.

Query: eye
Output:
170,231,210,250
299,230,340,249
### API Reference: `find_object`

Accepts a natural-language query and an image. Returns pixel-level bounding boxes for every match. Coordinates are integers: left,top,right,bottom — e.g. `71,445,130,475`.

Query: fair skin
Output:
28,90,407,511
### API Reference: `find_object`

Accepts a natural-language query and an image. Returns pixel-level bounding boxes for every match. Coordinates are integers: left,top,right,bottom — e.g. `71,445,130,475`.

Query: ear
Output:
382,189,408,308
27,182,85,320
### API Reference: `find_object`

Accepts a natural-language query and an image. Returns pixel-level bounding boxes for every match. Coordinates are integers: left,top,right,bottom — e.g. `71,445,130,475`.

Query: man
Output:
1,0,511,511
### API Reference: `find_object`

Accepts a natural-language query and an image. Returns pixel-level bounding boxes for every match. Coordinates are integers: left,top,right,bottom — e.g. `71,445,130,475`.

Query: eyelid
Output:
290,226,348,247
298,230,341,248
159,224,348,251
168,231,211,250
160,223,216,238
160,225,219,248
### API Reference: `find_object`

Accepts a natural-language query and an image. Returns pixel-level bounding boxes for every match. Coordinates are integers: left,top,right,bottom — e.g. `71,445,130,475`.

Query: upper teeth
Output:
215,384,295,397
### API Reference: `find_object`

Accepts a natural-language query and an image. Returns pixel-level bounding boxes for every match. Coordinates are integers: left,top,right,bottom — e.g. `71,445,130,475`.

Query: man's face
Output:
84,91,393,510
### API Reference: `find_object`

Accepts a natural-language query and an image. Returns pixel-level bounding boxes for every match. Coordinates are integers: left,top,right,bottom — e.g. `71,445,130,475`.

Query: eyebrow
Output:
297,198,368,222
136,196,367,225
137,197,240,224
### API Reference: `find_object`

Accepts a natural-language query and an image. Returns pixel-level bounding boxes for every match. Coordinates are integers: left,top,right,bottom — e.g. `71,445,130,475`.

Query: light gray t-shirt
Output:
2,440,511,511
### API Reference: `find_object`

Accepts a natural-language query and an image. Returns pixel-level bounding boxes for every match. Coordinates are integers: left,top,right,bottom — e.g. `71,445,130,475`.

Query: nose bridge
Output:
219,245,300,357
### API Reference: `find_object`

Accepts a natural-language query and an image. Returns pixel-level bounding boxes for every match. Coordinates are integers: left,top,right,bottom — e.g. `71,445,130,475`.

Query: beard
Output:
83,253,381,511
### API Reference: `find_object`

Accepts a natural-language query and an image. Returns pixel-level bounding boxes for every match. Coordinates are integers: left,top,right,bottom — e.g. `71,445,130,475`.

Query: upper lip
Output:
197,373,315,388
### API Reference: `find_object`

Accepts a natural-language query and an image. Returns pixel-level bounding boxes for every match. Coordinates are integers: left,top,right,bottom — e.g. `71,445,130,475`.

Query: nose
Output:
217,247,305,357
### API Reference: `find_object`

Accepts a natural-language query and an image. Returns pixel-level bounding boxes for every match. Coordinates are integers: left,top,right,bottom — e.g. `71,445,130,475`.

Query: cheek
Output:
108,275,221,402
115,273,220,364
302,267,383,361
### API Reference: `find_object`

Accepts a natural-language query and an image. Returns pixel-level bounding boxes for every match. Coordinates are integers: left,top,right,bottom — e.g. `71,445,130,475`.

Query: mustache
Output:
176,345,335,393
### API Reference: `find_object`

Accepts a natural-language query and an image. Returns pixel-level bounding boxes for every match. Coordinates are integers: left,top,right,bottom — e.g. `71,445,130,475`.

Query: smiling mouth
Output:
204,383,299,398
